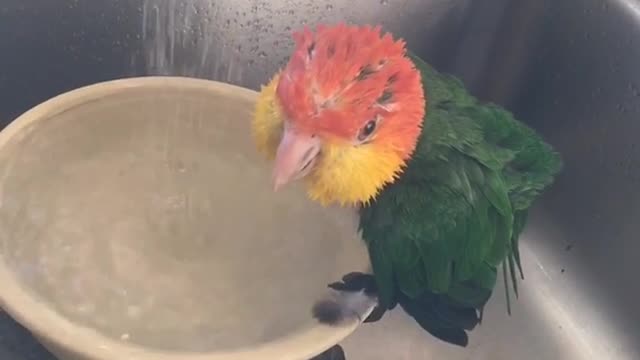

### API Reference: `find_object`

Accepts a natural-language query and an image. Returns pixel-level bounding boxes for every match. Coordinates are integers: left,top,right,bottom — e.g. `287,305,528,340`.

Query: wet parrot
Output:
252,23,562,347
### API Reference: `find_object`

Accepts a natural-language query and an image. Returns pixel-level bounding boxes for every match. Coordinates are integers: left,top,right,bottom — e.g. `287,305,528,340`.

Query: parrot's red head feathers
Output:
253,24,426,206
276,24,424,149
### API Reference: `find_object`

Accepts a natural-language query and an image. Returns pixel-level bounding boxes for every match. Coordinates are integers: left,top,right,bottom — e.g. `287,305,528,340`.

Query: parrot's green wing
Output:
358,51,562,346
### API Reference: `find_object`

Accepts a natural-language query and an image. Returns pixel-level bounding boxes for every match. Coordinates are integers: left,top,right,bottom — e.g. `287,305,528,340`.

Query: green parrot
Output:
252,23,562,347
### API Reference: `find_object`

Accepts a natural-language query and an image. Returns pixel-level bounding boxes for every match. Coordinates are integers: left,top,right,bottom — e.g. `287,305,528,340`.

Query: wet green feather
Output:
358,51,562,344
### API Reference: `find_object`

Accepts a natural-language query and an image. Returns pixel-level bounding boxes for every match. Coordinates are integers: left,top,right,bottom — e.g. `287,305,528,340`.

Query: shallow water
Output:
0,84,368,352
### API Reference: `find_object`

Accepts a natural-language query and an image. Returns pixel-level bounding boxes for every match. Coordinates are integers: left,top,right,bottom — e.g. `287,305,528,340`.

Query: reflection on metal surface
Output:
613,0,640,21
0,0,639,359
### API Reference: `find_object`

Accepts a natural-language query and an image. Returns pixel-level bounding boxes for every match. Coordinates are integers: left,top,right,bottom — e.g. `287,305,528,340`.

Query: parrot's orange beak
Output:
272,126,321,191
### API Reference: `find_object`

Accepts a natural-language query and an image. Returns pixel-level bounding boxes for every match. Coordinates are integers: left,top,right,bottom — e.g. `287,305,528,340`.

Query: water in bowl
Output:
0,84,367,352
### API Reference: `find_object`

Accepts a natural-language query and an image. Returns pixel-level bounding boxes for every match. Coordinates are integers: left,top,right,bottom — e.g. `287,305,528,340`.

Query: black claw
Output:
328,272,377,295
327,281,348,291
341,272,370,284
326,272,388,324
309,344,346,360
363,305,386,323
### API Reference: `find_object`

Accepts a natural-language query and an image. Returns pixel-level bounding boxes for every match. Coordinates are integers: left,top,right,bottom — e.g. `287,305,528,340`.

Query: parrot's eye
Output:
358,118,378,142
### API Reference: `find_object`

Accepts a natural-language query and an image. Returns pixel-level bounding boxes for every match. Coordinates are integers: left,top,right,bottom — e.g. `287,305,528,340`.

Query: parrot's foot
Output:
309,344,346,360
312,272,386,325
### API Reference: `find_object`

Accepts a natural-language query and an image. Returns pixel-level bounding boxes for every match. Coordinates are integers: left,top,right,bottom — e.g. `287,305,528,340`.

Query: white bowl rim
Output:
0,76,366,360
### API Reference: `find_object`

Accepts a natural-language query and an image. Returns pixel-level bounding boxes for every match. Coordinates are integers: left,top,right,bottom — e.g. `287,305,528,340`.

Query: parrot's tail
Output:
312,289,378,326
397,291,482,347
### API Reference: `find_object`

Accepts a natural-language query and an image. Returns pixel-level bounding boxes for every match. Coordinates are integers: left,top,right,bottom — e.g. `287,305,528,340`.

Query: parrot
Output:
251,23,562,347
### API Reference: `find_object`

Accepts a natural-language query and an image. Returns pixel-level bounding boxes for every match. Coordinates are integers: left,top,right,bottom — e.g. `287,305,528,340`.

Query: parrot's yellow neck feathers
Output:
253,73,283,161
252,73,409,206
305,142,407,206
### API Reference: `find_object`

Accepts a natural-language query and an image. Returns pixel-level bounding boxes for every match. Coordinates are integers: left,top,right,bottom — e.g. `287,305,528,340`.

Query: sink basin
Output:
0,77,369,360
0,0,639,359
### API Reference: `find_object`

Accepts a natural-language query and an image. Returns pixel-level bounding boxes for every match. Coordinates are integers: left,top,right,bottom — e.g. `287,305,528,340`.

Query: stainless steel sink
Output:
0,0,638,359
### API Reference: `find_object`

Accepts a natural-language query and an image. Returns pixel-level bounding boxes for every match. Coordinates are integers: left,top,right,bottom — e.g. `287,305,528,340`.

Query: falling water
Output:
140,0,244,83
136,0,449,89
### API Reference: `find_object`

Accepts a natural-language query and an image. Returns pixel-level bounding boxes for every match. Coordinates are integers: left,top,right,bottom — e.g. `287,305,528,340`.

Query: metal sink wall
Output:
0,0,638,359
